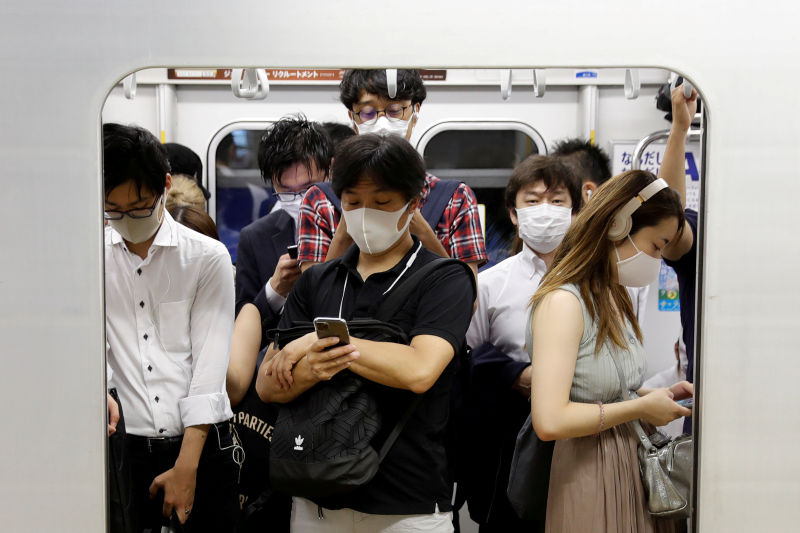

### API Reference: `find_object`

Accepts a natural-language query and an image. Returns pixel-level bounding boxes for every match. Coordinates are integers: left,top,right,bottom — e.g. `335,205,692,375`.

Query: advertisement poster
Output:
658,261,680,312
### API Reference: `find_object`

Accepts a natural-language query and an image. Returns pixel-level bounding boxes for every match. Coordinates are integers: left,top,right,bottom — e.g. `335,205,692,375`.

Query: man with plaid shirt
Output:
297,69,487,279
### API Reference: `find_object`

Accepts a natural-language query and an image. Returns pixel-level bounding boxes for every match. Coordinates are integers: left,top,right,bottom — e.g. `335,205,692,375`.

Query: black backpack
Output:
267,257,473,499
316,179,462,230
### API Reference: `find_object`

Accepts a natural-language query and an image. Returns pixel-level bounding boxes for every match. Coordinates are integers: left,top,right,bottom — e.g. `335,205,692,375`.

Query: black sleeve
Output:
664,208,698,276
471,342,530,391
252,287,282,346
234,226,261,316
409,263,475,353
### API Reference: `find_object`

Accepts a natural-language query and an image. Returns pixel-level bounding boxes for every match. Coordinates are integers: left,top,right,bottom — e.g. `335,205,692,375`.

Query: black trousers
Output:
108,389,134,533
124,422,239,533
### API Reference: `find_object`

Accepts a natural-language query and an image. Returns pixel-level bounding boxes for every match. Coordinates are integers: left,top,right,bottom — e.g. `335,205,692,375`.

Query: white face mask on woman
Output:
108,193,165,244
515,203,572,254
615,235,662,287
342,202,412,255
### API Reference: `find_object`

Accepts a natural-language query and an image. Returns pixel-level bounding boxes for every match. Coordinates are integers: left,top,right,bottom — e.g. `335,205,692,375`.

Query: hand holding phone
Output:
676,398,693,409
313,317,350,346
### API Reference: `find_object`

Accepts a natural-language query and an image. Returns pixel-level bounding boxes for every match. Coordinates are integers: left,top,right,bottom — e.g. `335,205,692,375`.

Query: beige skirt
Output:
545,422,679,533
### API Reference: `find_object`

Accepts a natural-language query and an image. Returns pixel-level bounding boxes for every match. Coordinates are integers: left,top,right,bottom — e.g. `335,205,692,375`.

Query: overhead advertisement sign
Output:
168,68,447,82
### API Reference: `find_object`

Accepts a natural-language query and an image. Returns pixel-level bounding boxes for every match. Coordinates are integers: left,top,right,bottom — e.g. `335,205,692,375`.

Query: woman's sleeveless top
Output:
529,283,646,403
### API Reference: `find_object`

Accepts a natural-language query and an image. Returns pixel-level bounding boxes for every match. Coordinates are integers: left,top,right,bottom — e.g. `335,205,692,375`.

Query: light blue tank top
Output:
528,283,646,403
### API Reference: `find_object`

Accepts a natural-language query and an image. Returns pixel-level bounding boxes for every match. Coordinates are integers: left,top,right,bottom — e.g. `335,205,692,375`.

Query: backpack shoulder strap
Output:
420,179,462,228
374,257,475,323
315,182,342,212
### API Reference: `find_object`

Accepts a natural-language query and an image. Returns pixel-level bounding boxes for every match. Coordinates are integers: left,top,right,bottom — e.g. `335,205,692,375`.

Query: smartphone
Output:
287,245,298,260
313,317,350,346
676,398,694,409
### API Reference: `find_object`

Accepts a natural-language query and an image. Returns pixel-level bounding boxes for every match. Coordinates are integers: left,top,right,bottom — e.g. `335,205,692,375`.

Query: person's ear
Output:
348,110,358,132
582,181,598,204
165,173,173,192
409,196,421,213
508,207,519,227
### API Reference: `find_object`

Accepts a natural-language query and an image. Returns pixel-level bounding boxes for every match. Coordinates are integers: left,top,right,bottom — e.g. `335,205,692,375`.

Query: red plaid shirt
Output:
297,173,487,265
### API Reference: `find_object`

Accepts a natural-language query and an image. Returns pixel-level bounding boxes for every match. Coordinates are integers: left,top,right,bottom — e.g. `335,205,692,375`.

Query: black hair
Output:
321,122,357,149
331,134,425,201
163,143,210,200
163,143,202,178
552,138,612,186
504,155,582,214
339,69,427,110
257,115,333,186
103,123,170,197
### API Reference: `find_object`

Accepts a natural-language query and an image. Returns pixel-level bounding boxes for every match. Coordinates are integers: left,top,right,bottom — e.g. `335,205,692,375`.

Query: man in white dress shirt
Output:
103,123,237,532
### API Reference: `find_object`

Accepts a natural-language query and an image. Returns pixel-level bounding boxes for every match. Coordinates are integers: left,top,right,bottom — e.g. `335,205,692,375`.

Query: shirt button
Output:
137,268,142,275
143,333,149,340
139,301,145,308
147,365,152,372
159,428,166,434
154,396,159,403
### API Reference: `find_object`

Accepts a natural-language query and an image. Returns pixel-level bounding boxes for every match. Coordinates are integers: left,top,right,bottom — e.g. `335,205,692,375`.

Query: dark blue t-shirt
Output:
664,208,698,384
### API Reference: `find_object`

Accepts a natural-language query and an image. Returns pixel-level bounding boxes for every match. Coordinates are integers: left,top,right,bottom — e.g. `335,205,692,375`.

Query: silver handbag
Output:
608,350,693,518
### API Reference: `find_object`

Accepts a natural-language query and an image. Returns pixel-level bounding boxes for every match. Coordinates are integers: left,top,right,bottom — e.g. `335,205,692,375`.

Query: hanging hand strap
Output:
607,349,656,452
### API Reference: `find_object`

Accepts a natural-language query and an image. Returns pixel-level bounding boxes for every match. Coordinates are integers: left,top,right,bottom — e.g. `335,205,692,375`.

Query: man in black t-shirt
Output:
256,133,475,532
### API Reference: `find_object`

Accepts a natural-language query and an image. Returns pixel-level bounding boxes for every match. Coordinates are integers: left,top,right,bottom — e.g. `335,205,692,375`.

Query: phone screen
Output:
287,245,298,260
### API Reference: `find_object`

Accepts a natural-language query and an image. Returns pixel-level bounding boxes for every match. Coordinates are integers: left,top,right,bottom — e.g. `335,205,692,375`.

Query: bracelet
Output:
596,401,606,434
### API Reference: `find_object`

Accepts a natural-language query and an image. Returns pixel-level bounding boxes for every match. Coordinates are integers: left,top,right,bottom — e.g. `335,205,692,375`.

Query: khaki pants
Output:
291,497,454,533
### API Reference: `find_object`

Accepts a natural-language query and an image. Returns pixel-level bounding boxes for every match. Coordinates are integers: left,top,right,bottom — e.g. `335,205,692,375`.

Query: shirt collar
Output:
521,243,548,280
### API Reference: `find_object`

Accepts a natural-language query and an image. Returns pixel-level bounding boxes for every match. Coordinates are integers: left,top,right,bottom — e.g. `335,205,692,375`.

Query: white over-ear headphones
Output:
606,178,669,241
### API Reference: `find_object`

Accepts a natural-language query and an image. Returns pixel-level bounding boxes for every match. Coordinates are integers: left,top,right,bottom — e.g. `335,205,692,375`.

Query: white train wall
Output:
2,1,799,531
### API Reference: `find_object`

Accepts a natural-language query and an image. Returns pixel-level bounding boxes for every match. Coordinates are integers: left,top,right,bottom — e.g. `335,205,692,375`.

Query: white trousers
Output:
291,496,454,533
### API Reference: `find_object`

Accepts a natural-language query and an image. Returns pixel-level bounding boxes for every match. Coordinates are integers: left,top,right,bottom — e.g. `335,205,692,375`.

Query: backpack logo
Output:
294,435,304,451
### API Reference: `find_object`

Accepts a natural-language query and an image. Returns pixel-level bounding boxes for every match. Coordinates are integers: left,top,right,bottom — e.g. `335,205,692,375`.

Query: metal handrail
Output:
631,125,703,170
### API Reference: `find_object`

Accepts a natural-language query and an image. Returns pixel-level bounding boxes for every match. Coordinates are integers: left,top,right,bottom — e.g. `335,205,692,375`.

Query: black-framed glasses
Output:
273,185,313,203
104,194,162,220
353,103,412,124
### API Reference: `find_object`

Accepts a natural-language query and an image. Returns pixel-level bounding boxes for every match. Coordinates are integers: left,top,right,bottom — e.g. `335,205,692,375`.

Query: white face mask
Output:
342,202,412,255
108,193,165,244
354,111,416,138
277,196,302,224
615,235,662,287
515,203,572,254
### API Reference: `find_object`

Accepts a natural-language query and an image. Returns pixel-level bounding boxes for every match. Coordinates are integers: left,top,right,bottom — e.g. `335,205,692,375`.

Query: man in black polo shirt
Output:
255,133,474,532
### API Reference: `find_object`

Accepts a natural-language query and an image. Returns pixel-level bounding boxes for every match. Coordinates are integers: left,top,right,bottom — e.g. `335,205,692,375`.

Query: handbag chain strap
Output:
607,348,657,453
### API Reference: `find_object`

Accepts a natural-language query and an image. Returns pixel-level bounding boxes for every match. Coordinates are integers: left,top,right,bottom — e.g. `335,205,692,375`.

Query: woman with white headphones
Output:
529,170,694,532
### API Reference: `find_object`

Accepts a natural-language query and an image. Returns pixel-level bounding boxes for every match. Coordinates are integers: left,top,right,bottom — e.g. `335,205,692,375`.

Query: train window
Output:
417,121,547,267
208,122,273,262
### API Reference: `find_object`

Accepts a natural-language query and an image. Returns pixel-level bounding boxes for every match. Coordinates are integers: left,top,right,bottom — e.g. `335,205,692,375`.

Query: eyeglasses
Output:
104,194,161,220
273,185,313,202
353,103,412,125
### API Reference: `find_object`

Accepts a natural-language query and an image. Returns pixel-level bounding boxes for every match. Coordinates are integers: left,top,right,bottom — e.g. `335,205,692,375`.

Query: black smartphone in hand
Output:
313,317,350,346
